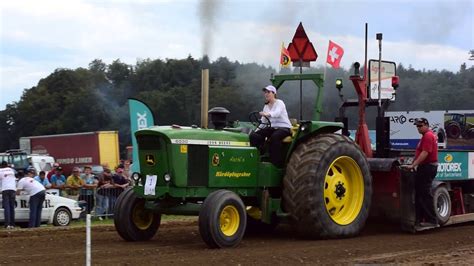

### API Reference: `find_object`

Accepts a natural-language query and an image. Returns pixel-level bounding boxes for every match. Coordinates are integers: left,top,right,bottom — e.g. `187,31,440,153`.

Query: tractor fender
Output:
286,123,343,161
295,123,342,144
367,158,400,172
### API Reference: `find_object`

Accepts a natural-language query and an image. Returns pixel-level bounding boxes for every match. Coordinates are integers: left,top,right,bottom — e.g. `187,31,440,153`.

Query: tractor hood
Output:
135,125,250,147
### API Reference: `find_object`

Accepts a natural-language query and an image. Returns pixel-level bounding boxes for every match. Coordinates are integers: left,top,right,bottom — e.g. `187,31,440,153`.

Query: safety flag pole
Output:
323,41,329,82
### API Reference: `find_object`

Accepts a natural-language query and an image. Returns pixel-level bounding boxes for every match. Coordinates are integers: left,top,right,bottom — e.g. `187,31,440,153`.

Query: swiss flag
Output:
326,40,344,69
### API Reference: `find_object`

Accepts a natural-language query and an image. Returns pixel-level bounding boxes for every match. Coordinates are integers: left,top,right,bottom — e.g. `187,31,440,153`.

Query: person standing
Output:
0,161,17,229
34,171,52,189
65,167,84,200
96,169,114,220
404,118,439,228
110,168,129,214
17,169,46,228
249,85,292,167
79,166,98,214
50,167,66,196
47,163,60,181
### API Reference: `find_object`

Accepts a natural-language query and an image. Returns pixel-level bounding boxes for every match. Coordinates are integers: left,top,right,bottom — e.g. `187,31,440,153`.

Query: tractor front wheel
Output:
199,190,247,248
114,188,161,241
283,133,372,238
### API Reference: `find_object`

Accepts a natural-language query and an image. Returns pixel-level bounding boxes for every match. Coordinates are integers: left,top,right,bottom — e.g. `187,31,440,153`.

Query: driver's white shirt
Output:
261,99,291,129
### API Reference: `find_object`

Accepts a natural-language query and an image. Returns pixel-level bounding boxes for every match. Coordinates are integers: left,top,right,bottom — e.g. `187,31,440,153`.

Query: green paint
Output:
130,73,345,223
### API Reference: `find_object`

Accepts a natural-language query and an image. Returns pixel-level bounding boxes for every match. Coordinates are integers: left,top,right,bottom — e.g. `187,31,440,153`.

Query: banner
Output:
280,42,291,67
326,40,344,69
128,98,155,173
436,152,470,180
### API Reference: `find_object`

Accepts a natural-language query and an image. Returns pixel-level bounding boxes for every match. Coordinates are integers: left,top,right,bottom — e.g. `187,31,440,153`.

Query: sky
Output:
1,0,473,110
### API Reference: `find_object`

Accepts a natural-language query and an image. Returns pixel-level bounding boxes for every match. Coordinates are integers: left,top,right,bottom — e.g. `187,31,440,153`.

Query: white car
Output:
0,190,84,227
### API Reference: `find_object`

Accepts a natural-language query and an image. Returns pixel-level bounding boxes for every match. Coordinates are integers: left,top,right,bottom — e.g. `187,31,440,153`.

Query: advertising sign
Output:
387,110,474,150
128,98,155,173
470,152,474,178
368,60,396,101
386,111,446,149
436,152,470,180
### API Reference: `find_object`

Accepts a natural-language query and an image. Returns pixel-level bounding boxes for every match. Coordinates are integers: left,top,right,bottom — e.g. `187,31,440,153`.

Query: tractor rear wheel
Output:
114,188,161,241
199,190,247,248
465,128,474,139
282,133,372,238
445,121,461,139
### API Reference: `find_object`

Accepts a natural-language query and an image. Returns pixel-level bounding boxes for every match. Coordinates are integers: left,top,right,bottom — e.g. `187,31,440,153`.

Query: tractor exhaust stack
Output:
201,68,209,129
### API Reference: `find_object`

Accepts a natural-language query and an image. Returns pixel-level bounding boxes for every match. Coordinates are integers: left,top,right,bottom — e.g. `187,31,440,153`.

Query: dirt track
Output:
1,219,474,265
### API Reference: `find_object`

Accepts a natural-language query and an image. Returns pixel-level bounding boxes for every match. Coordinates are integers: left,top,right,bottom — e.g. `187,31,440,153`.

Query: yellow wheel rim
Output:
220,205,240,236
323,156,364,225
132,201,154,230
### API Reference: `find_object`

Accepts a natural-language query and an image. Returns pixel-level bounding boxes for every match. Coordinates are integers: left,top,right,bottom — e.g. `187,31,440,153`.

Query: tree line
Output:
1,56,473,155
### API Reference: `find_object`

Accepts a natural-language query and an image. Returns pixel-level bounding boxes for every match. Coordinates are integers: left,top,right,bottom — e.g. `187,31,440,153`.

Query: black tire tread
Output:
199,190,247,248
282,133,372,239
114,188,161,241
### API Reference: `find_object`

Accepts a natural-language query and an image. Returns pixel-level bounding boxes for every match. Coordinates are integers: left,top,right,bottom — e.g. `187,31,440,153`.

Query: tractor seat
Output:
282,119,299,143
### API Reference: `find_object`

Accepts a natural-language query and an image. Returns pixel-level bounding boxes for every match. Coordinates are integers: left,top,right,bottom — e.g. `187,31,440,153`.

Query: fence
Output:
47,187,127,219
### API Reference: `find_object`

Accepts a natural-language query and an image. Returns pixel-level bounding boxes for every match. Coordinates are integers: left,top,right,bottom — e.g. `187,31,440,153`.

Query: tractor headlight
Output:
132,172,141,182
164,173,171,182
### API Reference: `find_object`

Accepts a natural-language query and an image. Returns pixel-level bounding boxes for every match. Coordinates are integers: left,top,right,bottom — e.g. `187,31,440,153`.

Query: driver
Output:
250,85,292,167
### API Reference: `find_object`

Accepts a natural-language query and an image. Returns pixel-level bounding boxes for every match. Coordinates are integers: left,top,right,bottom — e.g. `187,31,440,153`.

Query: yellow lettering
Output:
215,171,251,179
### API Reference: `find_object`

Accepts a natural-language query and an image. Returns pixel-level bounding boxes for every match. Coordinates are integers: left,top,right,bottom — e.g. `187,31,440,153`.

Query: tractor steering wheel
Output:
249,111,271,130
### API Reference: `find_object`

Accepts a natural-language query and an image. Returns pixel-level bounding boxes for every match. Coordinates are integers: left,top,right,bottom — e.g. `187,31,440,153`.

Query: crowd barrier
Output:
47,187,126,219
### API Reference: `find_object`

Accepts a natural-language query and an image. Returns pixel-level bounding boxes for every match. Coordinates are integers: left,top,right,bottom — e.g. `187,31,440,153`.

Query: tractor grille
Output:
137,135,161,150
187,145,209,186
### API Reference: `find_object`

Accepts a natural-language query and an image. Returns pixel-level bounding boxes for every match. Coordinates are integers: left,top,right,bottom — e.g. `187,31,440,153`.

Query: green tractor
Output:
114,73,372,248
444,113,474,139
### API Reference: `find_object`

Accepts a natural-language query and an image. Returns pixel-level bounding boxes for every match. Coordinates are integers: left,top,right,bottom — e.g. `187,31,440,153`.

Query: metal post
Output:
86,214,91,266
377,33,383,118
299,62,303,121
201,69,209,128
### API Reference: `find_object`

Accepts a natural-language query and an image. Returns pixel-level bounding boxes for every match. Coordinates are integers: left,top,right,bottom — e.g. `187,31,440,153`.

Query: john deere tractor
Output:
114,73,372,248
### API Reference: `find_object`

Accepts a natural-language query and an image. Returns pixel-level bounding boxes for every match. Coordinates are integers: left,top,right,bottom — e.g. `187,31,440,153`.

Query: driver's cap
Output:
262,85,277,94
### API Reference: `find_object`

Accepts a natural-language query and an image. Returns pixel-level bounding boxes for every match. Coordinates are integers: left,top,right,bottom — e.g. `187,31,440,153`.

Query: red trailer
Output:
19,131,120,175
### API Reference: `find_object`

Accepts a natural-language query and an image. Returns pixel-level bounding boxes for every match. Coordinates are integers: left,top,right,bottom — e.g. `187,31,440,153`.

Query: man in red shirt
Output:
47,162,60,181
404,118,439,228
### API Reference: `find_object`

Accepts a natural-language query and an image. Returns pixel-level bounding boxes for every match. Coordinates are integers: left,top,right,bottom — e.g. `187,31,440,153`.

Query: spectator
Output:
51,167,66,195
110,168,129,213
65,167,84,200
34,171,52,189
47,163,60,181
123,160,132,185
1,161,17,229
79,166,98,214
17,169,46,228
96,169,115,220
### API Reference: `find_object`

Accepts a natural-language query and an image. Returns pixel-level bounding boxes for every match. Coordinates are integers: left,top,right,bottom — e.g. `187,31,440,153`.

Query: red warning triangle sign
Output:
287,22,318,64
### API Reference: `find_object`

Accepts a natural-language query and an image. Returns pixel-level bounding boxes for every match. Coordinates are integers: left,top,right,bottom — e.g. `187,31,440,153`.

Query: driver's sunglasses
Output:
416,124,424,128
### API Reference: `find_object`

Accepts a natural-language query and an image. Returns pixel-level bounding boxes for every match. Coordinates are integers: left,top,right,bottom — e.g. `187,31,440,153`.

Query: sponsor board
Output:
436,152,469,180
387,110,474,150
368,60,397,101
470,152,474,179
